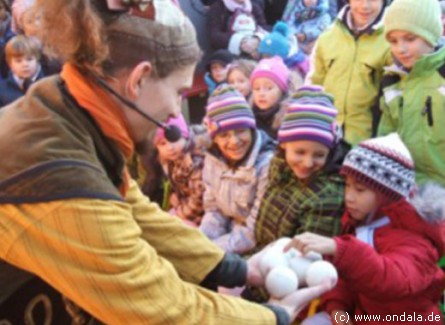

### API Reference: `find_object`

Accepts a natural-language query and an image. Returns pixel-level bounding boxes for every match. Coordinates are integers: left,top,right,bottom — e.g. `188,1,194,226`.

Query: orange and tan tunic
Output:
0,73,279,324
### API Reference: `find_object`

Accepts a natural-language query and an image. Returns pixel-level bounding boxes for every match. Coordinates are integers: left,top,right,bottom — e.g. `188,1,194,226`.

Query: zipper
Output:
421,96,433,127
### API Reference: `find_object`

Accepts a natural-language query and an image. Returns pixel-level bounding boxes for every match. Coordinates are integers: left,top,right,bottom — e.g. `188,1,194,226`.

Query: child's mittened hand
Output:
284,232,337,256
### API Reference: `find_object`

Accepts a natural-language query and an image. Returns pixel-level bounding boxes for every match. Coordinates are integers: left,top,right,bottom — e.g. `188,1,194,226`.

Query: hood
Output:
382,183,445,256
207,129,276,169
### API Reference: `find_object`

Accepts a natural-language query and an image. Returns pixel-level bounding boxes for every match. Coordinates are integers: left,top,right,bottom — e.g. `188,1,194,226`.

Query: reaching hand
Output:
269,280,336,322
284,232,337,256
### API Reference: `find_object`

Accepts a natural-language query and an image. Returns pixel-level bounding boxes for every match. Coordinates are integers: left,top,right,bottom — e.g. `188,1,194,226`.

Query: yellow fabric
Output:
0,180,276,324
307,21,391,146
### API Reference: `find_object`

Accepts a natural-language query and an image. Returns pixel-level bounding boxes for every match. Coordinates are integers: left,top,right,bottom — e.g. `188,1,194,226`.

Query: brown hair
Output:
33,0,201,78
5,35,42,64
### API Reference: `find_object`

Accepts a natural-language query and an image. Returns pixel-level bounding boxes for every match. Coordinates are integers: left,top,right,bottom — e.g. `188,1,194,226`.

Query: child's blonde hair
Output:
5,35,42,64
227,59,256,80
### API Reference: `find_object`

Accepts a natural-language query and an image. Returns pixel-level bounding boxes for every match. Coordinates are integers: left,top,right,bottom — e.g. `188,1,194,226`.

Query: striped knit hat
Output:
341,133,415,200
204,84,256,138
277,85,338,148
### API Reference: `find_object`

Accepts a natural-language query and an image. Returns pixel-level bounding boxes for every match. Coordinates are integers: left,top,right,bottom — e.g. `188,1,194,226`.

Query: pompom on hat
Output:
203,84,256,138
341,133,416,200
258,21,290,59
250,56,290,93
384,0,443,46
277,85,338,149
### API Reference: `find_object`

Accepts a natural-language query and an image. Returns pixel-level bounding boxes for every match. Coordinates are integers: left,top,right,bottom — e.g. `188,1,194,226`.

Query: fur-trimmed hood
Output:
383,183,445,256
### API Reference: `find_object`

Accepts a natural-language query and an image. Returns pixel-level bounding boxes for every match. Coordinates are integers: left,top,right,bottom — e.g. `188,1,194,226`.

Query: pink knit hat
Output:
250,56,290,93
154,114,189,143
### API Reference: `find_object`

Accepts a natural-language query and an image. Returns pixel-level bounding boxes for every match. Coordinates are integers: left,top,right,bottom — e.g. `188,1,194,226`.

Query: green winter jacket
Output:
378,46,445,186
307,10,391,146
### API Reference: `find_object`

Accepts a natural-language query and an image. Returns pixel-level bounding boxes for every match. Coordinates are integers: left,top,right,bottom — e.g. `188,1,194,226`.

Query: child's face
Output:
22,11,40,37
387,31,434,69
156,137,187,161
210,63,229,84
349,0,383,29
281,140,330,179
228,69,251,98
303,0,317,7
213,128,253,162
9,55,39,80
344,176,379,221
252,78,283,110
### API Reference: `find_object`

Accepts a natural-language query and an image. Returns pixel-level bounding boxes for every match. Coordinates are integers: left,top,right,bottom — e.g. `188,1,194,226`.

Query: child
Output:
250,56,290,139
258,21,310,80
199,84,276,254
241,86,349,305
378,0,445,187
204,49,234,95
226,58,256,99
254,86,347,254
207,0,268,58
306,0,390,146
288,133,445,325
282,0,332,55
154,114,210,227
0,34,43,107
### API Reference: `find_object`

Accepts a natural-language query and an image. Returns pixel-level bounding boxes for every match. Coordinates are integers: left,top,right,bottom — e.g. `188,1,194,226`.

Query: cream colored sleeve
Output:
1,195,276,324
125,179,225,284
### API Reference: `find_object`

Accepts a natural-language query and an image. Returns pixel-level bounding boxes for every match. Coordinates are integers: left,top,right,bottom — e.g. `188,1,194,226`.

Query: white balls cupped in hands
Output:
306,261,338,287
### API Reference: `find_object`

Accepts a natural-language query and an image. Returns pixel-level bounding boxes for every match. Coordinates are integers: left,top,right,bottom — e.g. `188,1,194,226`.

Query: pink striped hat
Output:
278,85,338,148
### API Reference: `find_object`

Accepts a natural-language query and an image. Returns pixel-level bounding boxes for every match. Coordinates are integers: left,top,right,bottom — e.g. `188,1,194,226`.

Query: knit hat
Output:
250,56,290,93
154,113,189,143
206,49,235,71
258,21,290,59
277,86,338,148
341,133,415,200
384,0,443,46
204,84,256,138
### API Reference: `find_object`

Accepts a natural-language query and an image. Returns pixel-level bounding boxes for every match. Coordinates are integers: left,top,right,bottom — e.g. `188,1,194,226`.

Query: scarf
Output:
60,63,134,195
222,0,252,13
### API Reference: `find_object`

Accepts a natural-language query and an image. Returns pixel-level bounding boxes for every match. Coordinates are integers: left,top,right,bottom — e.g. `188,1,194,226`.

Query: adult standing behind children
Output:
306,0,390,146
0,0,332,323
378,0,445,187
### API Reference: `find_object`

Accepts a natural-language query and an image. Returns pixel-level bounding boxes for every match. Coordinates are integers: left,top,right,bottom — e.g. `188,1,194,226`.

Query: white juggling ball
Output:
288,255,312,287
265,266,299,299
306,261,338,287
259,249,289,276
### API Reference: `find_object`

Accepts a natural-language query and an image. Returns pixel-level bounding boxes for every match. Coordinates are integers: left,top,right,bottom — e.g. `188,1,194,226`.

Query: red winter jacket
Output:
321,194,445,324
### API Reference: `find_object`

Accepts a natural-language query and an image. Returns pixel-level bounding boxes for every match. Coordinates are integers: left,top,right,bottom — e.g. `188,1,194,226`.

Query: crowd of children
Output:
148,0,445,323
2,0,445,323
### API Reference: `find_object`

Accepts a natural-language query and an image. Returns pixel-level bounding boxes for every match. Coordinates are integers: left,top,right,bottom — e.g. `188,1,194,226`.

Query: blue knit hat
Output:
278,85,338,148
258,21,290,59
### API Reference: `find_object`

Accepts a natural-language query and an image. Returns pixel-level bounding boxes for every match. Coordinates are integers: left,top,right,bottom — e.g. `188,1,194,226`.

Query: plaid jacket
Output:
254,154,345,251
